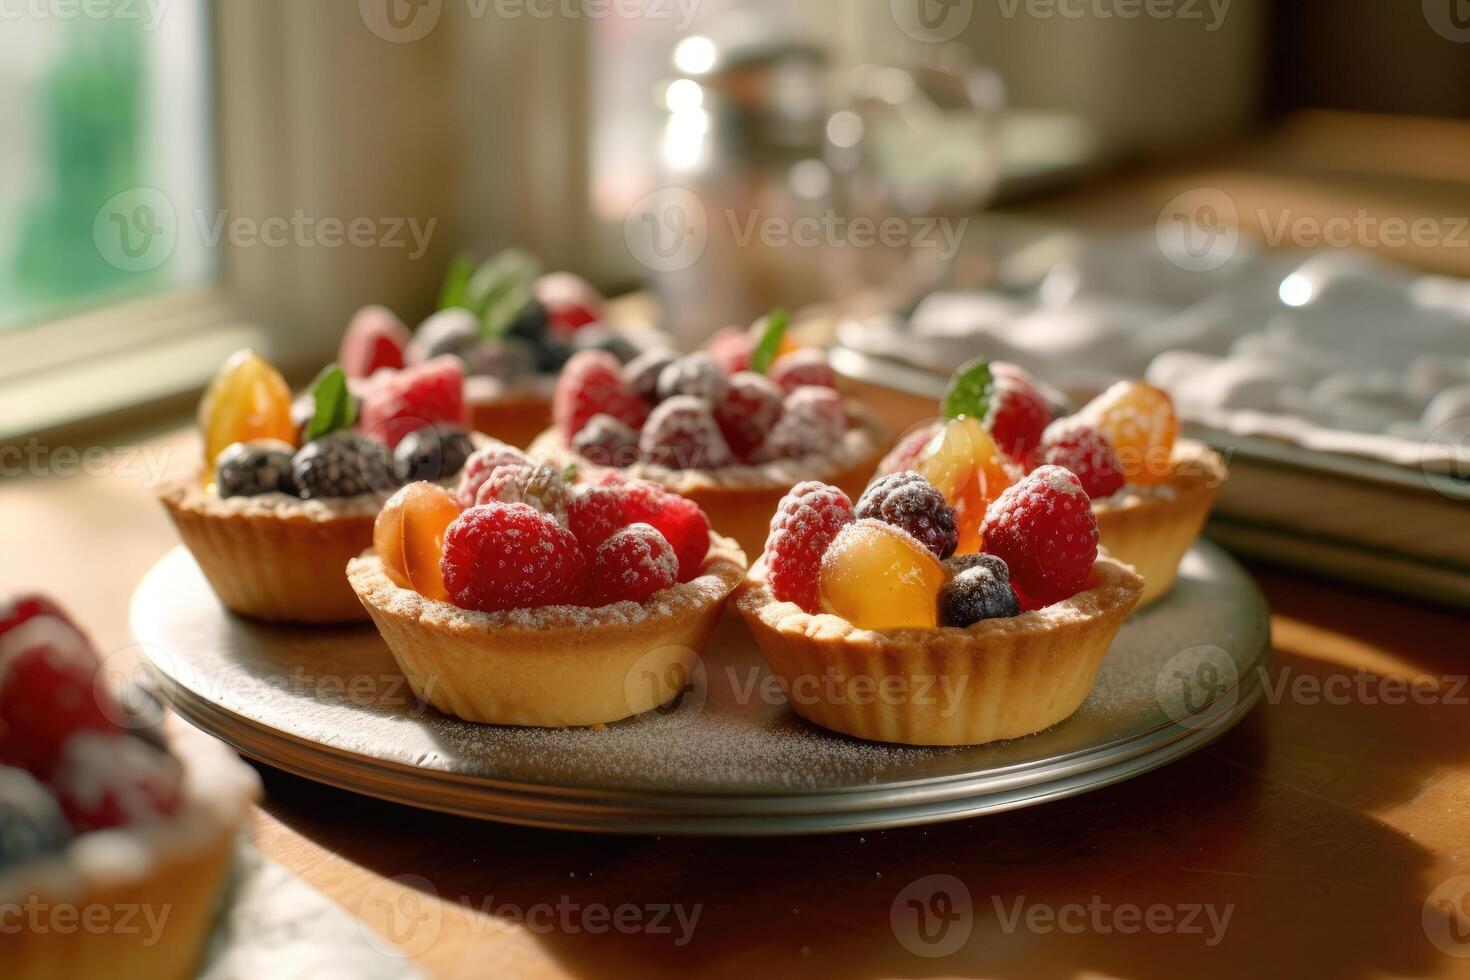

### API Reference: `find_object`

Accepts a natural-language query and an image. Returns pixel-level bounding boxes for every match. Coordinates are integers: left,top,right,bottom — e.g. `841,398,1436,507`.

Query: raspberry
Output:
622,349,678,404
0,768,69,867
656,352,728,405
620,481,711,581
639,396,733,470
339,305,410,378
566,484,627,552
875,421,941,478
50,732,183,831
293,432,396,499
940,562,1021,626
854,471,958,560
707,326,753,375
0,594,80,646
768,349,836,393
759,386,848,461
0,630,120,776
985,364,1051,459
473,463,570,525
588,523,678,605
534,272,604,335
764,481,854,613
554,350,649,437
714,372,784,461
393,424,476,483
359,356,466,448
979,465,1098,609
454,442,533,509
441,503,586,612
570,414,640,467
1038,420,1125,499
216,439,298,497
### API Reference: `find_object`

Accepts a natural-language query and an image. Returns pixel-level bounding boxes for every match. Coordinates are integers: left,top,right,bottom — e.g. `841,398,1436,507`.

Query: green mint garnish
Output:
749,308,789,374
304,363,355,441
436,252,475,311
465,249,541,337
942,358,995,421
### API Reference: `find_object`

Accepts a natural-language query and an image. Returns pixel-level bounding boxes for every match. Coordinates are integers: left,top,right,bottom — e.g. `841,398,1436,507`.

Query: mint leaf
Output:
942,358,995,421
437,252,476,311
480,279,535,339
304,363,355,441
749,308,789,374
465,248,540,315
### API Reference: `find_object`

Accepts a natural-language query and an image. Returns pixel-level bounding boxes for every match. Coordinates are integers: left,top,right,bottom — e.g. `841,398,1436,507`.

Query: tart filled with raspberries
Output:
530,311,888,557
346,451,747,727
877,359,1226,608
735,469,1143,746
339,251,666,449
157,349,484,623
0,595,259,979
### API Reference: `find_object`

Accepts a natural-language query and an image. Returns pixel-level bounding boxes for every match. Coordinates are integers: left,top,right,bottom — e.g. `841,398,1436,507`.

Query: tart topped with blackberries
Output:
530,311,888,557
157,349,482,623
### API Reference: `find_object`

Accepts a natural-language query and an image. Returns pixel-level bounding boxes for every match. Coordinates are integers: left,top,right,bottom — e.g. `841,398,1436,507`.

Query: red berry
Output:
875,421,942,478
985,364,1051,459
764,482,855,613
639,396,733,470
714,372,784,461
1039,421,1125,499
554,350,649,438
51,732,182,831
570,414,640,467
454,442,533,509
0,594,80,646
588,523,678,604
768,349,836,394
707,327,754,375
473,463,570,525
359,356,465,448
854,471,958,560
339,305,410,379
620,481,711,582
0,632,119,777
441,503,586,612
759,386,848,461
535,272,604,335
567,484,627,552
980,465,1098,609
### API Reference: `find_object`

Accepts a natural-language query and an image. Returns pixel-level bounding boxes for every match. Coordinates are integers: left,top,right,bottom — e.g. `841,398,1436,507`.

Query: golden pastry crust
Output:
1092,439,1226,608
528,411,888,557
465,376,554,449
736,556,1143,746
348,533,748,727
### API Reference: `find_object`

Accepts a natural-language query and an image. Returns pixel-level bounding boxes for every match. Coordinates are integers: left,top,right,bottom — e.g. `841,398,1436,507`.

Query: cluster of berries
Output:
0,596,182,869
554,324,849,471
374,441,715,613
763,463,1099,630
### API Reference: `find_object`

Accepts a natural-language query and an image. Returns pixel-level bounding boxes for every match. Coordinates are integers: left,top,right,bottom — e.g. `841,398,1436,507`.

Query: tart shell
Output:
1093,440,1226,608
735,556,1144,746
465,379,553,449
347,533,748,727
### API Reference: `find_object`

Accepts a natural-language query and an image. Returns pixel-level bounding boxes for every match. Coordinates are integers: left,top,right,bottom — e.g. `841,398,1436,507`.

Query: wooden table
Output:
6,417,1470,979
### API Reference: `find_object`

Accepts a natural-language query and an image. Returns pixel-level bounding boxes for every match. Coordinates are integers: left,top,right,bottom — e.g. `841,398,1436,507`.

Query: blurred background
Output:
4,0,1470,598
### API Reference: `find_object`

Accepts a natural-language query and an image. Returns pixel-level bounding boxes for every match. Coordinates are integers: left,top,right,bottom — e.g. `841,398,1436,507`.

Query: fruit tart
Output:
737,468,1143,746
348,461,746,727
0,595,259,980
340,251,659,448
877,360,1226,608
158,350,480,623
530,311,888,558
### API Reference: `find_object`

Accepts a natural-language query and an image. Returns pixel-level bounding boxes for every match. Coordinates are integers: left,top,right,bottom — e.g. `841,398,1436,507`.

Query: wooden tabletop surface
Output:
6,414,1470,980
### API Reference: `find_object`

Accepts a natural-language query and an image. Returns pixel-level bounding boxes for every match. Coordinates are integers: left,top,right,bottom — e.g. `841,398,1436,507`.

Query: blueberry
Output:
940,562,1021,627
571,325,638,364
293,432,397,499
944,553,1011,579
623,348,677,403
394,424,476,483
408,308,479,363
0,768,70,871
505,299,549,344
216,440,298,497
532,335,574,374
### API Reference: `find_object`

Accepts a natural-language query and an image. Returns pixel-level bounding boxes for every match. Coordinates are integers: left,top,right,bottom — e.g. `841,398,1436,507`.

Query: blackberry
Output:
394,424,476,483
623,348,677,403
656,352,727,405
854,471,958,560
293,432,396,499
0,768,69,871
216,440,298,498
571,413,640,467
506,298,550,344
940,564,1021,627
